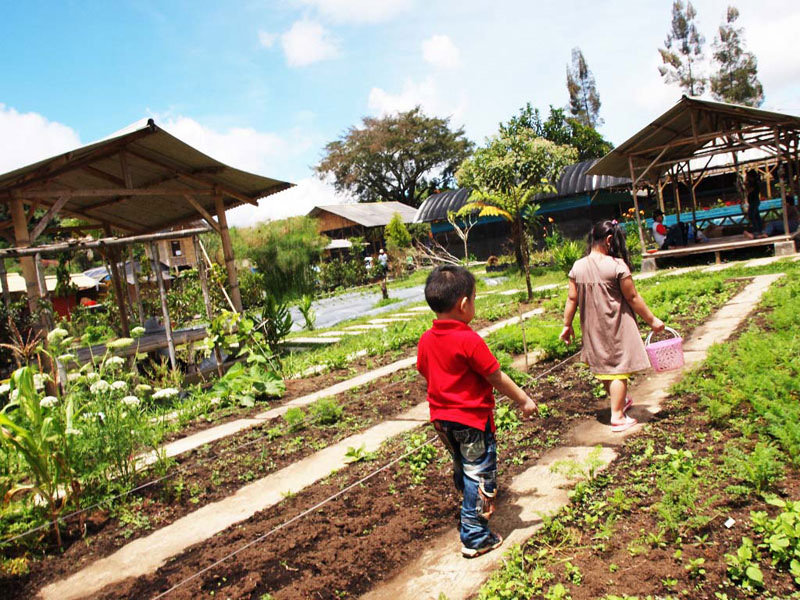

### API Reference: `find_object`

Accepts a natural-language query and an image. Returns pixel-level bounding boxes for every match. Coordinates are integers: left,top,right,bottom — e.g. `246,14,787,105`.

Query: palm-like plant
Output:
456,129,576,299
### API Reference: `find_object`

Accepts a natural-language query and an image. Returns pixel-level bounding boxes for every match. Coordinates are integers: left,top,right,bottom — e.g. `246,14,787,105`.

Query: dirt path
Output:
360,273,783,600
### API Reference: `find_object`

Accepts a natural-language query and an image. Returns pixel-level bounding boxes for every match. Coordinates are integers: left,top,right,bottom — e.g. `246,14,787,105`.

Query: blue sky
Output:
2,0,799,226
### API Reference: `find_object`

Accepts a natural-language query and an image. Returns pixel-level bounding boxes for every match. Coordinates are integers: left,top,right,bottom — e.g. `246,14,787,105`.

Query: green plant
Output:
403,432,436,485
297,294,316,331
723,441,784,497
310,397,343,426
685,557,706,579
283,407,306,432
551,239,584,275
751,498,800,584
495,404,521,432
344,444,377,463
725,536,764,590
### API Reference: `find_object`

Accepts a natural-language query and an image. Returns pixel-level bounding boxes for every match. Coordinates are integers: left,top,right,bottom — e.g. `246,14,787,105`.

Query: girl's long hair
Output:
587,220,632,270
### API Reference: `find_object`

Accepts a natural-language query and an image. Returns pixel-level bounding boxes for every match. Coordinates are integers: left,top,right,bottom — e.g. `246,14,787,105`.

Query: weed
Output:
283,407,306,432
403,433,436,485
495,404,521,431
344,444,377,464
310,397,343,426
685,557,706,579
723,441,784,497
725,536,763,590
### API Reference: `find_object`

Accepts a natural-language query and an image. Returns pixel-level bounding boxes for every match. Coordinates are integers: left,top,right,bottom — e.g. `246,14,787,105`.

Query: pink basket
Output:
645,327,684,372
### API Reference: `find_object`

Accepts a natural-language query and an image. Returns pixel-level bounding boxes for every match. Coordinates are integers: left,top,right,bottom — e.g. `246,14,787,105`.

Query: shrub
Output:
551,240,583,274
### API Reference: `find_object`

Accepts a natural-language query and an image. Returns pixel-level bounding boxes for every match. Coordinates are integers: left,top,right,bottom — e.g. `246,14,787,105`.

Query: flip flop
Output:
610,415,637,433
623,395,633,414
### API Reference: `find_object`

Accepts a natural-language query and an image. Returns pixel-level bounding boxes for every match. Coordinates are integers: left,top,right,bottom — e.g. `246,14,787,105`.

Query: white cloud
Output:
225,177,355,226
422,34,460,69
258,30,277,48
0,104,82,174
294,0,413,24
281,20,340,67
368,77,466,123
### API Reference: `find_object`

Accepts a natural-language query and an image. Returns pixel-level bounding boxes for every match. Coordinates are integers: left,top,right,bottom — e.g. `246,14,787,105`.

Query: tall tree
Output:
658,1,706,96
566,47,602,128
316,107,473,207
710,6,764,107
456,129,577,300
501,104,612,161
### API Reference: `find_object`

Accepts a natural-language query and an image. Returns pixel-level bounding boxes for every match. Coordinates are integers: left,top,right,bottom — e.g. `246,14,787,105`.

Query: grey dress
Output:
568,254,650,375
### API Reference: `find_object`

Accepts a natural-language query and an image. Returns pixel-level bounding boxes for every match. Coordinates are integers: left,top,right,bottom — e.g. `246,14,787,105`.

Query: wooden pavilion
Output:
0,118,292,368
588,96,800,269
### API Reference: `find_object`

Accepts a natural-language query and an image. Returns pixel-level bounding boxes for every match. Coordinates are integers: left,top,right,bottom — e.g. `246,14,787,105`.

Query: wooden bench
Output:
641,234,798,272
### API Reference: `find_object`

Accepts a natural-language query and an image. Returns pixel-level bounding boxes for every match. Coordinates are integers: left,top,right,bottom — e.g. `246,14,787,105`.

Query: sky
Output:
1,0,799,227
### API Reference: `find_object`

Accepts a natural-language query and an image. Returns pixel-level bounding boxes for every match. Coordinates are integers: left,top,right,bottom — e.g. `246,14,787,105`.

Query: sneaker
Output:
623,395,633,414
462,533,503,558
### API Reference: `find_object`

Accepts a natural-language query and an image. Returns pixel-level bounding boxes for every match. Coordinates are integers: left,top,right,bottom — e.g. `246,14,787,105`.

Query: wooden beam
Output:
0,257,10,311
102,224,131,337
214,195,242,312
775,129,791,239
627,156,646,252
82,165,126,187
129,245,145,326
30,194,70,241
183,194,220,233
119,151,133,189
193,235,223,377
149,242,176,370
9,187,212,199
9,196,39,312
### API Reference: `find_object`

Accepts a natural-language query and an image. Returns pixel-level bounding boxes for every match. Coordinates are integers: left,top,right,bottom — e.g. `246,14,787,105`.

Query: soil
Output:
1,356,597,600
0,283,748,598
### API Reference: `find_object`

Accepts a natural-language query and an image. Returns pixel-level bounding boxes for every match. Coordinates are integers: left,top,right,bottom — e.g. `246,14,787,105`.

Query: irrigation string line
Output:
0,365,419,547
149,434,440,600
151,349,582,599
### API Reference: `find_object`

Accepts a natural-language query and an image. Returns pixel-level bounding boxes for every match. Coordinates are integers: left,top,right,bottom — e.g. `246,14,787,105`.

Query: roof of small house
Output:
308,201,418,228
2,272,99,294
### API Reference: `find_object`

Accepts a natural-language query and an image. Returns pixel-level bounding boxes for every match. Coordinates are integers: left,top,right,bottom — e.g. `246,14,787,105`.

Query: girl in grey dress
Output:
560,220,665,432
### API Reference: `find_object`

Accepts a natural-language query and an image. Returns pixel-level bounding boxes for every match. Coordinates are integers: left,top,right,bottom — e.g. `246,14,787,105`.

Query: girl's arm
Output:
559,278,578,344
620,276,665,332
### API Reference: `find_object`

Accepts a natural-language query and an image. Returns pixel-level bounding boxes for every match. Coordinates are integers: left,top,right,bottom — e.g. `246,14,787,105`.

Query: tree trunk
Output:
512,219,524,270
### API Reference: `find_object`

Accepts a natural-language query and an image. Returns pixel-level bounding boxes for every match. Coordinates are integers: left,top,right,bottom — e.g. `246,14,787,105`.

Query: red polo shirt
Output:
416,319,500,431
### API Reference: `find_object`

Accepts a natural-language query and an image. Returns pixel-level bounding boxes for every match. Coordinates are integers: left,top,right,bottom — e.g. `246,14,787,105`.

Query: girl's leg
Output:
606,378,628,423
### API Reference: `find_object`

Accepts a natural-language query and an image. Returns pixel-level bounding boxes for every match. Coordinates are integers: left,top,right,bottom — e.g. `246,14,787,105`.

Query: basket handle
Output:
645,326,681,347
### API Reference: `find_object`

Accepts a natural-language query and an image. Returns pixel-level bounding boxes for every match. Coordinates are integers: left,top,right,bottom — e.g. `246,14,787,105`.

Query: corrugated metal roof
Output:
308,201,418,228
415,161,631,223
0,119,293,234
588,96,800,181
2,272,99,294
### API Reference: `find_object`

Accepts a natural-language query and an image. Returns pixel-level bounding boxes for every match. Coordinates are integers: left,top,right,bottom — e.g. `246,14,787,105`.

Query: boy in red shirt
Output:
417,265,537,558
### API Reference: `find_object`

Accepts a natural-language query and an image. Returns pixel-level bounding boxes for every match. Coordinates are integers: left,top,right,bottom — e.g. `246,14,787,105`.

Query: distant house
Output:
308,201,418,253
2,272,99,319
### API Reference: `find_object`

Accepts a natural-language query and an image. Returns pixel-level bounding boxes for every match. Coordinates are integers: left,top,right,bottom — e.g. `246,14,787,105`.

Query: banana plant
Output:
0,367,76,547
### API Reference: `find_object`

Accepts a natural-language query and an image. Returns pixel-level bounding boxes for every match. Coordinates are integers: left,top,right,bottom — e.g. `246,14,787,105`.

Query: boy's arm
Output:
485,369,537,418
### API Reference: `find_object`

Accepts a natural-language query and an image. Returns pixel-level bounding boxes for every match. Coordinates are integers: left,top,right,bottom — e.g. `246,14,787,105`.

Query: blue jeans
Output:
433,419,497,549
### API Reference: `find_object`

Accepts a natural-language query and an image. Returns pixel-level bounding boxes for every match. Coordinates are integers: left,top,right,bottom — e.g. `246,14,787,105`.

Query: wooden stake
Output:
774,130,791,239
198,237,236,312
102,225,131,336
149,242,176,371
193,235,223,377
9,195,38,313
214,195,242,312
0,258,10,311
128,245,145,326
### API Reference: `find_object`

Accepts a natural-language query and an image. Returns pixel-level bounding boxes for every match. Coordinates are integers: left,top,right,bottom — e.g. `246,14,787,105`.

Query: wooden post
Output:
656,181,666,213
686,163,699,241
193,235,224,377
149,242,177,371
33,253,53,326
731,150,745,208
102,225,131,337
627,156,646,252
774,130,791,239
671,174,683,223
0,257,10,311
764,161,773,199
214,195,242,312
128,245,145,326
9,195,39,313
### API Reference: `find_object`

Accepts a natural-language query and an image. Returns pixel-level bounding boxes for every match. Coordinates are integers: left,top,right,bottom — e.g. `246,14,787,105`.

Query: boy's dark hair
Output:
587,220,633,270
653,209,664,218
424,265,476,313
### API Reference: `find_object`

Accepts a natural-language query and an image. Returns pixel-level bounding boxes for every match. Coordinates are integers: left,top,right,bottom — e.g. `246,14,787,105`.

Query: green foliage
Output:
710,6,763,107
208,363,285,408
259,296,294,353
309,397,343,426
566,47,602,129
551,240,584,275
478,545,554,599
495,404,521,432
318,258,369,291
344,444,377,463
500,104,613,161
658,0,706,96
726,536,764,590
403,432,436,485
296,294,316,331
283,407,306,432
385,212,412,252
750,498,800,584
316,106,474,206
237,216,326,303
723,441,784,497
